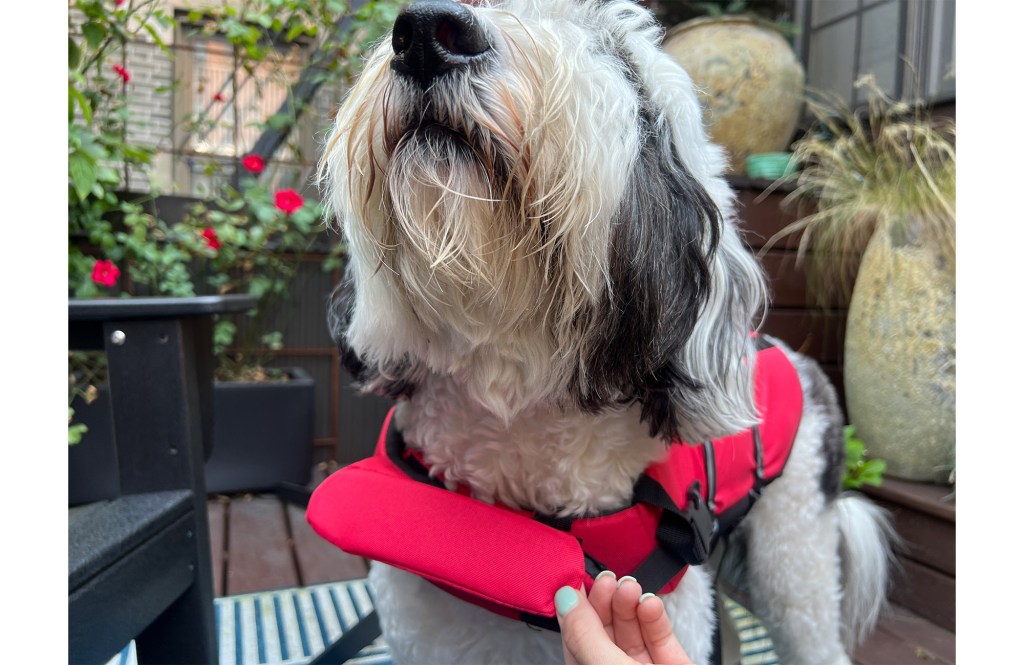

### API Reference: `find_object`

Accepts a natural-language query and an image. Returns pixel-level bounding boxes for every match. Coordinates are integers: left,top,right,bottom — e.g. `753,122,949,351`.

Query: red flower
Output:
115,0,125,5
112,64,130,83
213,92,226,103
274,189,304,215
91,259,120,288
241,154,265,174
201,227,221,251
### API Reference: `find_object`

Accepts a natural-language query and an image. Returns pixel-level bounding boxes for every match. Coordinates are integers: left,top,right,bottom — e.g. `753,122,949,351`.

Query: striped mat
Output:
723,595,780,665
106,581,776,665
106,579,392,665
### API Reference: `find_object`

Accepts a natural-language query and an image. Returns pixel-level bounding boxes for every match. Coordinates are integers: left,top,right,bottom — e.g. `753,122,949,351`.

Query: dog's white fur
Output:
319,1,894,663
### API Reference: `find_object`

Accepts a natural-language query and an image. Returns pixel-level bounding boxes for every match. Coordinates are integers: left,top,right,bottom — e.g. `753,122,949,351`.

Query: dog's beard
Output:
377,112,589,418
384,126,546,344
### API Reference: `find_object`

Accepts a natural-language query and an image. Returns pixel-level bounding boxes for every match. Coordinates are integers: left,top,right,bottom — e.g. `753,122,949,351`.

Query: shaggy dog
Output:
316,1,894,663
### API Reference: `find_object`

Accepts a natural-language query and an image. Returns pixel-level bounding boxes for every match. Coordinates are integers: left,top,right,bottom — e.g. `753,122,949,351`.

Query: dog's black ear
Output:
328,270,418,399
572,107,753,442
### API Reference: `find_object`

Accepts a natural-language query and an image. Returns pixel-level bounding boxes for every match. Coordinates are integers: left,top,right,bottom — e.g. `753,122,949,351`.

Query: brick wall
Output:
124,38,176,191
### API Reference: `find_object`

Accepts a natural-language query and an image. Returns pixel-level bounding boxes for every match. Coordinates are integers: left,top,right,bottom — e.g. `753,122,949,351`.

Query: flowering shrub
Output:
68,0,400,439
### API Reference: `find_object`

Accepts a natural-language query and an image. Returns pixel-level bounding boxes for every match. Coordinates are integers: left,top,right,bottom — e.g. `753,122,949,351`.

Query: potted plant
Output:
770,75,956,485
646,0,804,176
68,0,395,501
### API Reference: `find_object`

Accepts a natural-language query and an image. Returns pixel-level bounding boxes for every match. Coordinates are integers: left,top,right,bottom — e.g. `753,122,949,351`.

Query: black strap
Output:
709,590,723,665
522,611,561,632
308,610,381,664
702,440,717,513
751,425,766,495
533,512,574,532
384,417,447,489
628,475,720,593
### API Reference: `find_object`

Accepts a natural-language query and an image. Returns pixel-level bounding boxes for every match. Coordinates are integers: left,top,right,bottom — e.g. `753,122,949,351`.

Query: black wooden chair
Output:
68,295,255,665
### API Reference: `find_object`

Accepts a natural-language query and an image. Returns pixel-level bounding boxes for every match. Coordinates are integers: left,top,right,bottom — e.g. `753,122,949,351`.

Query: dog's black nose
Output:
391,0,490,87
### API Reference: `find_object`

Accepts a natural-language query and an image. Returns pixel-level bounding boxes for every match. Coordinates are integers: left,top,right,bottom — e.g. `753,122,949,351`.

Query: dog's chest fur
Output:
394,372,669,517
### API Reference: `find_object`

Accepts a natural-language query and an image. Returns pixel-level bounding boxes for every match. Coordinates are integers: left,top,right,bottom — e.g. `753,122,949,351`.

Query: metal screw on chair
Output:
111,330,126,345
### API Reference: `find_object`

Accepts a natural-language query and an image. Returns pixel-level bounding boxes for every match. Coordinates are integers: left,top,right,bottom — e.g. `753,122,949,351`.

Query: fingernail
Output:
595,570,616,582
616,575,638,588
555,586,579,617
639,592,657,603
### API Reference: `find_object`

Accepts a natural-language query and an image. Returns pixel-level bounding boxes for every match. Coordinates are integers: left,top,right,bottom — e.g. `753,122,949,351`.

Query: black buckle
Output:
672,482,719,565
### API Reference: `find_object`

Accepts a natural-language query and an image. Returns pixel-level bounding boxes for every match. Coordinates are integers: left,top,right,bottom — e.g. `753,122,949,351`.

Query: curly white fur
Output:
318,2,893,663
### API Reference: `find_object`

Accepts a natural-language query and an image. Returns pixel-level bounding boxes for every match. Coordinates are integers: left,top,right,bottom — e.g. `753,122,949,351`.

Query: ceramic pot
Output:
662,16,805,175
843,220,956,483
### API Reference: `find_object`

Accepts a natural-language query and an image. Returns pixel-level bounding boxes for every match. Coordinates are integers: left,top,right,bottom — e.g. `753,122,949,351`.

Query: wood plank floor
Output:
207,463,368,597
206,465,954,664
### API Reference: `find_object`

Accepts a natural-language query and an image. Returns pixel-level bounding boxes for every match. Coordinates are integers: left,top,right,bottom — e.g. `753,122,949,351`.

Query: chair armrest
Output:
69,490,193,592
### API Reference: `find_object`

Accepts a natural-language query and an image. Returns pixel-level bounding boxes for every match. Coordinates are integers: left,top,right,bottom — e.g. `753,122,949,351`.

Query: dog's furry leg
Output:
729,350,892,664
737,416,848,662
661,564,717,665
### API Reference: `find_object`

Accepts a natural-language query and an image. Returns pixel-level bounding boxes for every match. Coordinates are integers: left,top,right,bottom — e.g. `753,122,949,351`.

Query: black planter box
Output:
205,367,315,494
69,367,315,505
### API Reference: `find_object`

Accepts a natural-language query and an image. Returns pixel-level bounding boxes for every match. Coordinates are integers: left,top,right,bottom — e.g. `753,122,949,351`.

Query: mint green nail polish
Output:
617,575,638,588
554,586,579,617
639,592,657,603
595,570,616,582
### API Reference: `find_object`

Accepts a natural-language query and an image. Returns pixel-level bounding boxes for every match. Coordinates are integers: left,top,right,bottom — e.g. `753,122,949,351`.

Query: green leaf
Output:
82,22,107,49
267,111,292,130
68,152,99,202
214,320,238,354
69,422,89,445
69,36,82,70
69,85,93,125
142,22,172,57
261,331,284,351
861,459,888,483
286,22,305,42
249,276,273,299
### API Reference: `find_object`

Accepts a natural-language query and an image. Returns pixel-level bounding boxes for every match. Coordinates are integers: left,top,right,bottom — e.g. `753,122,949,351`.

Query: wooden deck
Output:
206,465,954,664
206,463,368,597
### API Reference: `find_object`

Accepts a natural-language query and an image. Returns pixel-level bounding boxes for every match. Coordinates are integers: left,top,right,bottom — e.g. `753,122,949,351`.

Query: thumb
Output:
555,586,633,665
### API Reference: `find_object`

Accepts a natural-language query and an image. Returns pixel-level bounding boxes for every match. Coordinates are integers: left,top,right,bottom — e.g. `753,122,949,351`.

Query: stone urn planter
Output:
771,76,956,486
843,220,956,483
662,16,805,175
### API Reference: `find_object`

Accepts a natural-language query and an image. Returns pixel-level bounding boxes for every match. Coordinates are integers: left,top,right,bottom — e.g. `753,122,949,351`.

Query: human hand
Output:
555,572,695,665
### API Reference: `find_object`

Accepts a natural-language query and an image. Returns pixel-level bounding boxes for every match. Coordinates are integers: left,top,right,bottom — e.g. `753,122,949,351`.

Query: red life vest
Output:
306,344,803,630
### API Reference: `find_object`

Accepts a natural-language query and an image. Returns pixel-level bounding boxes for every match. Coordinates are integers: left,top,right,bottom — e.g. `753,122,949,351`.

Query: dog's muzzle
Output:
391,0,491,88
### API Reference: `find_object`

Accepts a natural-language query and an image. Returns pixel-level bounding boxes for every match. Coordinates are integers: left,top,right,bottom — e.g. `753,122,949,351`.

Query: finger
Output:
637,593,696,665
555,586,633,665
610,576,650,661
587,570,618,635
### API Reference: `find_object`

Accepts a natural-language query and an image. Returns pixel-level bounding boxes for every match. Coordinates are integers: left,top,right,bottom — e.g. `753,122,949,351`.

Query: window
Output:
795,0,955,106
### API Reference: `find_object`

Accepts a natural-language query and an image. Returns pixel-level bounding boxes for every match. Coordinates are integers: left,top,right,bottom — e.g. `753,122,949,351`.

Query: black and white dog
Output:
317,1,893,663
